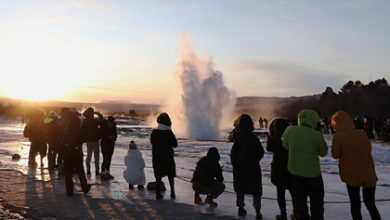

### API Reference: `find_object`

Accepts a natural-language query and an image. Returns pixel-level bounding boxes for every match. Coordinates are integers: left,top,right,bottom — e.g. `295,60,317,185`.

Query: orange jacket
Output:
331,111,378,187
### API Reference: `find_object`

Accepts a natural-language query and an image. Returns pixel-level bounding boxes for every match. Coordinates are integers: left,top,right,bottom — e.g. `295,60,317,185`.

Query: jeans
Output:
236,193,261,208
291,174,324,220
346,185,381,220
193,181,226,199
85,141,100,172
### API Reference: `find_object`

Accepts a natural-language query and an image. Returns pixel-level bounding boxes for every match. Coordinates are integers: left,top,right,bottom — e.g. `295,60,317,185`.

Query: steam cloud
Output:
168,34,234,140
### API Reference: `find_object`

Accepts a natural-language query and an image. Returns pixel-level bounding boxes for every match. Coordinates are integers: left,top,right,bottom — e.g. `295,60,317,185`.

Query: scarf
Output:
157,123,171,131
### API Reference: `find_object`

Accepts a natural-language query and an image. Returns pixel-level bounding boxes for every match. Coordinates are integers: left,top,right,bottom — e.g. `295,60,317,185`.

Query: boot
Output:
107,172,114,179
100,171,110,180
137,185,144,190
170,185,175,199
129,184,134,190
84,184,91,194
275,214,287,220
194,193,202,204
255,208,262,220
205,196,218,207
238,207,247,216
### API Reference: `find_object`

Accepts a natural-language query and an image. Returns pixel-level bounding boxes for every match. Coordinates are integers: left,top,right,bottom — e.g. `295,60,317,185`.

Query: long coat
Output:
230,114,264,195
266,118,290,188
231,132,264,194
150,129,178,179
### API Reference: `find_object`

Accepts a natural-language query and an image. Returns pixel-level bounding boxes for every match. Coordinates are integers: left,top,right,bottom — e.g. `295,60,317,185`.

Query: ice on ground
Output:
0,119,390,219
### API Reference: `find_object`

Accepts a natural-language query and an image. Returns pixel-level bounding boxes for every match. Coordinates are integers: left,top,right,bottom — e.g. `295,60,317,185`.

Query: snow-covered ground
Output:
1,118,390,219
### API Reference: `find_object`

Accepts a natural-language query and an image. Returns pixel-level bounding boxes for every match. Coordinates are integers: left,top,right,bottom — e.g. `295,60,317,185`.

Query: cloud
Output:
228,61,349,96
341,0,376,9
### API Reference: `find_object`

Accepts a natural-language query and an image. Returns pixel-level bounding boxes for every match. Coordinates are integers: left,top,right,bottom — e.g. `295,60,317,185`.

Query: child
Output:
331,111,381,220
123,141,146,189
191,147,225,206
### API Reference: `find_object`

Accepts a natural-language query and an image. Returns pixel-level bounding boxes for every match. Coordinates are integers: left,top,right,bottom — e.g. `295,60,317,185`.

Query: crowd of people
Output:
318,115,390,141
23,108,382,220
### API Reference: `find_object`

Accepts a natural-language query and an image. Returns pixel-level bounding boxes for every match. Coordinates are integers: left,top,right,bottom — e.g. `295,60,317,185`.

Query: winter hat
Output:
157,112,172,126
129,141,137,149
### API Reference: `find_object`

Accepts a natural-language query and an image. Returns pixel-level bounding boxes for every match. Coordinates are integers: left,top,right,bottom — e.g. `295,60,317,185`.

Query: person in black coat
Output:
230,114,264,219
267,118,297,220
191,147,225,206
44,111,62,169
100,116,117,180
61,108,91,197
150,112,178,200
24,109,47,167
82,107,102,176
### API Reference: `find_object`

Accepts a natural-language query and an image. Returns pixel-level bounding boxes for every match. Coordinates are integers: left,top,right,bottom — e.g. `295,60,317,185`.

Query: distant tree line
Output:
275,78,390,121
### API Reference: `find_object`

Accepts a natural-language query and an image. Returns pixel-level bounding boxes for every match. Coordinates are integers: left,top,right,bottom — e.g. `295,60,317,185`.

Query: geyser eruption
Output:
169,34,234,140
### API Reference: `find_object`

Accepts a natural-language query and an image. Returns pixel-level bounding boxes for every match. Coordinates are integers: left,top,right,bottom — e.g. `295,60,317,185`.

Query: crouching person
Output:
191,147,225,207
123,141,146,190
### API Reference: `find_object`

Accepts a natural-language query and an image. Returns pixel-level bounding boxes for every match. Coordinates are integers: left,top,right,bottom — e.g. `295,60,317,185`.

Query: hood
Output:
157,112,172,126
269,117,290,138
298,109,320,129
233,114,254,132
206,147,220,161
331,111,355,132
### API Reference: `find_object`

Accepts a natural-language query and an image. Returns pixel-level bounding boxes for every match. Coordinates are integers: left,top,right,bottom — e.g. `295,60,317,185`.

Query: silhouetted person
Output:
264,118,268,129
24,109,47,167
192,147,225,207
100,116,117,180
230,114,264,219
267,118,296,220
44,111,61,169
82,107,101,176
364,117,374,139
332,111,381,220
282,109,328,220
150,112,178,200
124,141,146,190
258,117,264,129
62,108,91,197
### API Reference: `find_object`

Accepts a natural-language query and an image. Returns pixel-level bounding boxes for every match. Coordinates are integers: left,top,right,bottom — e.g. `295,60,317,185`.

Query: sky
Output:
0,0,389,103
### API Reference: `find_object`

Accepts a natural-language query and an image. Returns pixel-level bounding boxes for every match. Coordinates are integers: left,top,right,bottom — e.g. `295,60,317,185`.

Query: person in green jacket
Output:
282,109,328,220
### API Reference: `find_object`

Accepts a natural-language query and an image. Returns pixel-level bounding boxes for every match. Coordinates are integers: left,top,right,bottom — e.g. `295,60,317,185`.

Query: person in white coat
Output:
123,141,146,190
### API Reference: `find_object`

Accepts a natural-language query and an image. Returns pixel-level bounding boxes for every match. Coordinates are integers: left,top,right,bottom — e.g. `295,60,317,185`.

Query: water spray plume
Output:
166,33,234,140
